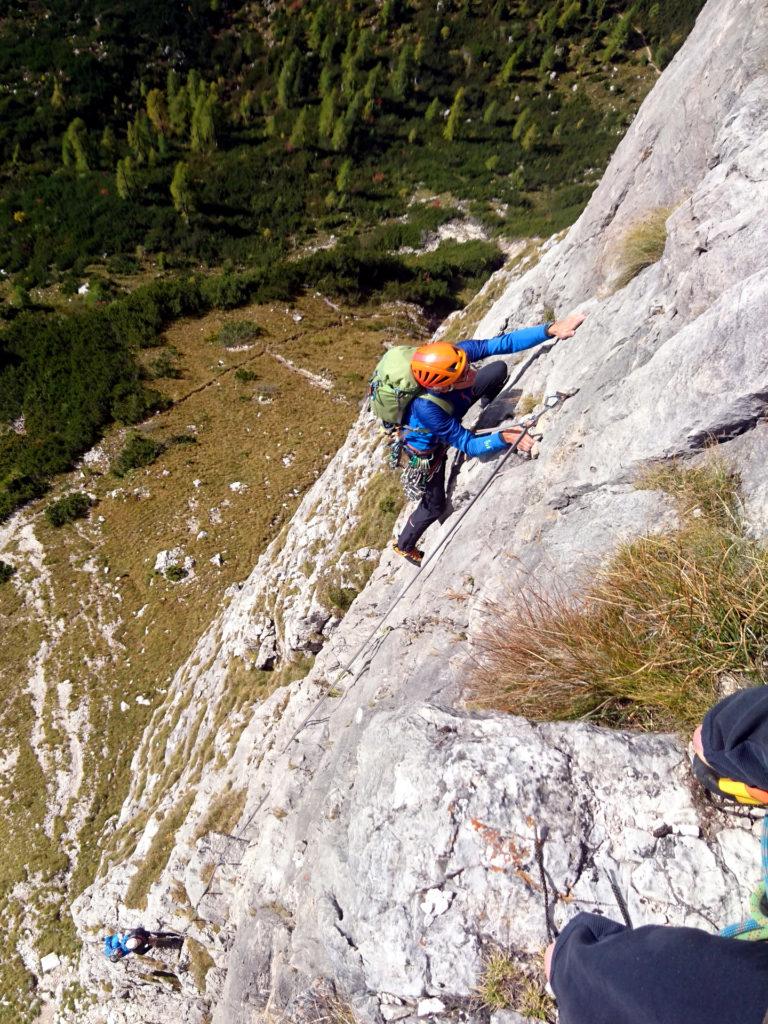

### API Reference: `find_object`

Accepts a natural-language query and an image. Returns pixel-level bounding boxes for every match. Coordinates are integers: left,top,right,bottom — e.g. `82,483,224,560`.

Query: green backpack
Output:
368,345,453,425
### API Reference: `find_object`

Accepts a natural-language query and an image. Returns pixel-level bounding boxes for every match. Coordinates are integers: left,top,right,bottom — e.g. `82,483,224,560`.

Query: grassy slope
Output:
0,293,428,1021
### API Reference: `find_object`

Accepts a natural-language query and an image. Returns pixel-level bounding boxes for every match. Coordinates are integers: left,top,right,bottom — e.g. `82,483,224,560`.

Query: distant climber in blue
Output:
103,927,182,962
392,311,586,564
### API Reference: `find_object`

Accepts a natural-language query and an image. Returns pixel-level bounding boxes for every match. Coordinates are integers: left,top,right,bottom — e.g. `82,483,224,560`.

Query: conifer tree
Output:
277,51,300,108
290,107,310,148
500,43,526,82
62,118,90,171
521,121,540,152
170,161,192,219
146,88,169,135
336,158,352,194
318,88,337,142
115,155,136,199
424,97,441,124
364,65,382,102
320,31,336,63
443,87,465,142
187,69,202,106
319,64,335,98
169,85,190,137
602,10,633,61
331,115,350,152
308,7,328,51
355,28,372,64
539,45,557,76
380,0,397,28
391,43,413,102
127,111,153,163
483,100,498,126
238,91,256,124
51,79,65,111
344,91,365,131
512,106,531,141
167,69,180,102
191,86,218,152
100,126,117,166
341,59,358,97
558,1,582,32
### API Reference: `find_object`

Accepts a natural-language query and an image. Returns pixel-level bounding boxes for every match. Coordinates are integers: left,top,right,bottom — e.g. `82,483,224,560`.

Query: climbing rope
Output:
182,337,570,926
721,815,768,941
608,870,633,929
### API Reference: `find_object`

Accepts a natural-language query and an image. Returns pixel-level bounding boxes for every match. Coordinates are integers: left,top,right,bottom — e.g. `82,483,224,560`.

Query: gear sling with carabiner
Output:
383,393,454,501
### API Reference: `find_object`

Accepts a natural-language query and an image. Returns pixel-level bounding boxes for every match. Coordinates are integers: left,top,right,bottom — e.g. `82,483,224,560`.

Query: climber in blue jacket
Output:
394,310,586,564
103,929,151,961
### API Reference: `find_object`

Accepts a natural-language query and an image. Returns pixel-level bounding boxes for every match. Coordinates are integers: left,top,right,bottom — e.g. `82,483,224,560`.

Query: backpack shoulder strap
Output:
421,393,455,415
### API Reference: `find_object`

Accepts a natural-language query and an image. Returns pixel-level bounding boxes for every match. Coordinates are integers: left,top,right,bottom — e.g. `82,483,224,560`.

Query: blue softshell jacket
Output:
400,324,550,457
103,933,133,959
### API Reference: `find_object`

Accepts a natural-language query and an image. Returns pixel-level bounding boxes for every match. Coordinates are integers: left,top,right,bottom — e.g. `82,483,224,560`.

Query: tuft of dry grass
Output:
614,206,671,289
310,991,358,1024
516,392,543,417
186,937,215,995
475,948,554,1021
476,948,518,1009
472,460,768,732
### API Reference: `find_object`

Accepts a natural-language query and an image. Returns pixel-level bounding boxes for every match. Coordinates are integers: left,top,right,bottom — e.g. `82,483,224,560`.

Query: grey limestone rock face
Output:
67,1,768,1021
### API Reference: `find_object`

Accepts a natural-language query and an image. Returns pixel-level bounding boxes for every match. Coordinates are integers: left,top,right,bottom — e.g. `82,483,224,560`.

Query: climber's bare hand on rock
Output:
547,311,586,340
500,427,534,453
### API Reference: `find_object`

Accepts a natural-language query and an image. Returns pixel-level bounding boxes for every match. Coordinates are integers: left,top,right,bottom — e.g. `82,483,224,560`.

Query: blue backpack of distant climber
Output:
368,346,452,424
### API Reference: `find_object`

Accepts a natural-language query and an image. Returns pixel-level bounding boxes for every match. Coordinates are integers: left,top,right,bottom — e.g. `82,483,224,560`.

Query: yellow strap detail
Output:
718,777,763,805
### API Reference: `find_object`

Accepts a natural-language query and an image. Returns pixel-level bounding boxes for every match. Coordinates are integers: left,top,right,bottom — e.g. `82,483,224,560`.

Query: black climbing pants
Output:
397,360,508,551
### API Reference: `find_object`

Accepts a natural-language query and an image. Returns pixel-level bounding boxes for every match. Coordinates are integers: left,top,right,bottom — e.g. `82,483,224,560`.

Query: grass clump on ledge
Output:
0,559,16,583
475,948,554,1020
472,459,768,733
614,206,672,289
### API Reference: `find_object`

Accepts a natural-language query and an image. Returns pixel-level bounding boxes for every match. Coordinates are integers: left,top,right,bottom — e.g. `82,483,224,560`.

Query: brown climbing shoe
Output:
392,543,424,567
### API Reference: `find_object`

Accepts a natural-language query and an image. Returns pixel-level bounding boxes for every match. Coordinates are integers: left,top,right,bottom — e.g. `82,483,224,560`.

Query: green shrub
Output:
234,368,258,383
327,585,358,611
112,433,165,477
165,565,188,582
614,207,671,289
0,559,15,583
45,492,92,527
216,321,264,347
146,349,182,379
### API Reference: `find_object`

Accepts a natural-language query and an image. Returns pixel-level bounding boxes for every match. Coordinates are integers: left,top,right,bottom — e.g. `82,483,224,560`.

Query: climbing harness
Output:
721,815,768,941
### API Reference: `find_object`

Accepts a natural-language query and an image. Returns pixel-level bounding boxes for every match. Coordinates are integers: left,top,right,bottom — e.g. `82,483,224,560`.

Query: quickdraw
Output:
401,453,438,501
383,423,442,501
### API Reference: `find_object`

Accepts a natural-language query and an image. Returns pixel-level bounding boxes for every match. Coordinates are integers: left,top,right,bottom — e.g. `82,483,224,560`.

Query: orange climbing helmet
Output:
410,342,468,390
